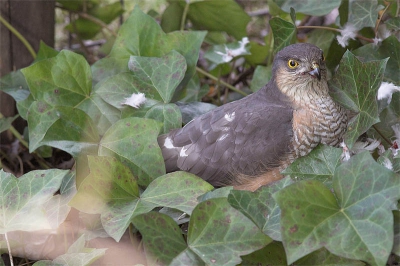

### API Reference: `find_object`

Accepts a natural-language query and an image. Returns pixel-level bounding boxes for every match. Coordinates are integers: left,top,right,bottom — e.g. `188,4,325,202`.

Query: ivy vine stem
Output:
180,1,190,31
0,14,37,59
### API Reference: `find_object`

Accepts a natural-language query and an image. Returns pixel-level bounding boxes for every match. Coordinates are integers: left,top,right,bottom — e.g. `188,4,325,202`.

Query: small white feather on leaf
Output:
122,92,146,108
377,82,400,104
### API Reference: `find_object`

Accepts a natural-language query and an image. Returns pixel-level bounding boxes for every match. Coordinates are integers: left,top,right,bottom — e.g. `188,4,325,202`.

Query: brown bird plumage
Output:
158,43,348,191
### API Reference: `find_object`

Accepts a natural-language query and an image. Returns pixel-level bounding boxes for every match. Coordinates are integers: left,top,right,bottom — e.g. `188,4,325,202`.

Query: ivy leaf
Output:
178,74,209,102
69,156,139,214
250,65,272,92
228,177,294,241
295,248,365,265
353,36,400,84
198,187,233,202
0,169,69,233
349,0,378,30
187,198,272,265
274,0,341,16
270,17,296,54
106,7,206,98
307,29,335,57
274,151,400,265
132,212,187,266
137,171,213,215
241,241,288,265
128,50,187,103
27,102,99,155
34,41,59,62
34,235,106,266
21,50,91,107
160,2,183,33
329,50,388,148
77,93,121,136
0,70,30,102
99,117,164,187
69,155,140,241
182,0,250,40
170,249,205,266
0,115,18,134
281,145,343,188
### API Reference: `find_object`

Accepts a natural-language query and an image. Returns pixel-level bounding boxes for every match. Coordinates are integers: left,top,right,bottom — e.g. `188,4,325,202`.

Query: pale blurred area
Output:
0,208,147,265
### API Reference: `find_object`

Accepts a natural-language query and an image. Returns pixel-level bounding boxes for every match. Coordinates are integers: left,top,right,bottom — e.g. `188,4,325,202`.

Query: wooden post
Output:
0,0,55,143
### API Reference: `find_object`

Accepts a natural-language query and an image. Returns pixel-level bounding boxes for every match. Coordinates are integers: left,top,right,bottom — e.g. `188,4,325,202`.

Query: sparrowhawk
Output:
158,43,348,191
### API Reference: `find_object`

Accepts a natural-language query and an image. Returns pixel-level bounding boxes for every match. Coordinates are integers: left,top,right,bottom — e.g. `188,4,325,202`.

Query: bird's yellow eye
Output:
288,59,299,69
322,54,326,61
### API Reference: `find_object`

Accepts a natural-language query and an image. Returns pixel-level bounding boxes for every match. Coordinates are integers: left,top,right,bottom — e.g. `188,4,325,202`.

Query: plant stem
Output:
196,67,248,96
375,2,391,35
297,25,341,33
180,1,190,31
0,15,36,59
5,232,14,266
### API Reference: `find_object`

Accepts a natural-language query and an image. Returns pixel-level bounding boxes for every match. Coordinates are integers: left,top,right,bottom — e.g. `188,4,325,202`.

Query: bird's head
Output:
272,43,328,102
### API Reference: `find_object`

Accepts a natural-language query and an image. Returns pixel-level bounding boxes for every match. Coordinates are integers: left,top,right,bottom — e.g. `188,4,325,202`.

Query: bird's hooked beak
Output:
308,62,321,81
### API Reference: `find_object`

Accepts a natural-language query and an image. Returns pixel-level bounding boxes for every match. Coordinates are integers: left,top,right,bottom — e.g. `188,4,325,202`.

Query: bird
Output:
158,43,348,191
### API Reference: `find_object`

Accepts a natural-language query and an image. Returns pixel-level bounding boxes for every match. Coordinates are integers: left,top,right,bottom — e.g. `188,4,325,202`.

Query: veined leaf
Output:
275,151,400,265
329,50,388,148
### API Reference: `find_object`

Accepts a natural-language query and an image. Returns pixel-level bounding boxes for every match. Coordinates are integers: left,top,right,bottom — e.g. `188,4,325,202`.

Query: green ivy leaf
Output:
170,249,205,266
182,0,250,40
0,169,69,233
21,50,91,107
281,145,343,188
108,7,206,98
353,36,400,84
274,0,341,16
295,248,365,265
69,156,139,214
160,2,183,33
132,212,187,266
270,17,296,54
329,50,388,148
241,241,288,265
274,151,400,265
228,177,294,241
0,115,18,134
77,93,121,136
99,117,164,186
250,65,272,92
27,102,99,155
349,0,378,30
34,41,59,62
137,171,214,215
128,50,187,103
198,186,233,202
0,70,30,105
178,74,209,102
187,198,272,265
307,29,335,57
